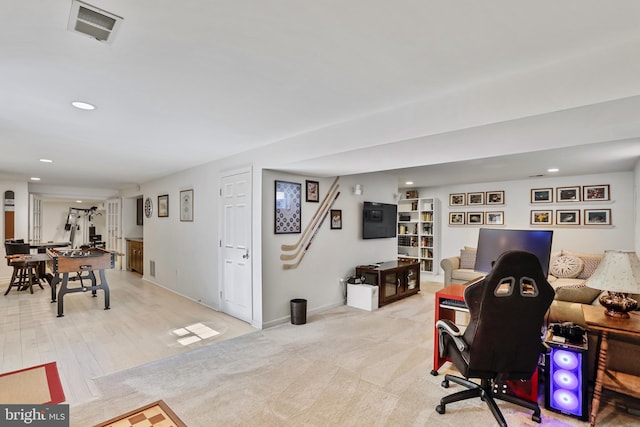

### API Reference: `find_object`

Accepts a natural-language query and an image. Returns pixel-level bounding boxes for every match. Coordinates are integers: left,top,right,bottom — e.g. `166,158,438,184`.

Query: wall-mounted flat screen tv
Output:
362,201,397,239
474,228,554,277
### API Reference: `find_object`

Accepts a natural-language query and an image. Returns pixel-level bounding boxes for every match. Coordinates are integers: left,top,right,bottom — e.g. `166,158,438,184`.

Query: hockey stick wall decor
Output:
280,183,339,261
280,176,339,252
282,191,340,270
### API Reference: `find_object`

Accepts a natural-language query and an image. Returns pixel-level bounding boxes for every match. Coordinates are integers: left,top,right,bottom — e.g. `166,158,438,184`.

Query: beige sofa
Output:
440,247,640,378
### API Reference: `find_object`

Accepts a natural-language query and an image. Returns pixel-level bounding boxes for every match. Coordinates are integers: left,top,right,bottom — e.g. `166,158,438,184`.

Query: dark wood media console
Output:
355,260,420,307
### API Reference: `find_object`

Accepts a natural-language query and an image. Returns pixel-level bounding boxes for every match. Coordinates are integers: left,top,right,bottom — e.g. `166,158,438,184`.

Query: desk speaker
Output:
545,339,588,421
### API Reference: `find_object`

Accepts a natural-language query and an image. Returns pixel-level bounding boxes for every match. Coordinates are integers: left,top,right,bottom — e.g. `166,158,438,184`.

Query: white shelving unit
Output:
397,196,439,275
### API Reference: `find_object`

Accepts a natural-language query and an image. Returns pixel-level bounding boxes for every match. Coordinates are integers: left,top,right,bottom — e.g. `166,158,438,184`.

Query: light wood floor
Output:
0,269,255,405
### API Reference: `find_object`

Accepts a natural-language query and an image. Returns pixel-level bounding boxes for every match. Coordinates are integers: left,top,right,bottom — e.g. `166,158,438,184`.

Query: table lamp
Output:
585,250,640,319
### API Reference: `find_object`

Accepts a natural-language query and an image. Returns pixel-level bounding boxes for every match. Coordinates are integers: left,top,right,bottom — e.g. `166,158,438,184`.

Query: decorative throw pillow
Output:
577,255,602,280
459,248,477,269
554,286,602,304
550,255,584,278
548,251,562,270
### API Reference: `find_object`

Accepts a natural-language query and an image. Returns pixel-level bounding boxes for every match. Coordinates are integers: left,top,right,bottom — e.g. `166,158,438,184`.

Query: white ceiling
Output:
1,0,639,194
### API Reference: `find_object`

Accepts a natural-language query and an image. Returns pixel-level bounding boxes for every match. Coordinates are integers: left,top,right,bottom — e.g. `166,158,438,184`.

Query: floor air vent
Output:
149,260,156,277
68,0,123,44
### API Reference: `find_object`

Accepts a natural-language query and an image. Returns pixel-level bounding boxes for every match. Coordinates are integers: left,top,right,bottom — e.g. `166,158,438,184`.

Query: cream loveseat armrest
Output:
440,256,460,287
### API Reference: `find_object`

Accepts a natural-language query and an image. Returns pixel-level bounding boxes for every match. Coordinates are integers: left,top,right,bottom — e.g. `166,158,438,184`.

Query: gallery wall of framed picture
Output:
448,190,505,226
529,184,613,226
446,183,614,228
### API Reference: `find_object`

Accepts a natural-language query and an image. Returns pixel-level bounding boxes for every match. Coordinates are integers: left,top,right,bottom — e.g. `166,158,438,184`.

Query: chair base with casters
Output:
435,375,541,427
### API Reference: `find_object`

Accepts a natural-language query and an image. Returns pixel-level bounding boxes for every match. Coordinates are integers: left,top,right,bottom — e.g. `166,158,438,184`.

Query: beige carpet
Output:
71,286,639,426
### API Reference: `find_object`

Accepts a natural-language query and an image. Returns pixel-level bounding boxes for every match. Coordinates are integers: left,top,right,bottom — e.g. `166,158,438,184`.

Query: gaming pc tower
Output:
545,331,589,421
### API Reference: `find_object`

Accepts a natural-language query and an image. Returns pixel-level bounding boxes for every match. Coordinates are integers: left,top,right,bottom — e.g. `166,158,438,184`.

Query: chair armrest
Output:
436,319,467,355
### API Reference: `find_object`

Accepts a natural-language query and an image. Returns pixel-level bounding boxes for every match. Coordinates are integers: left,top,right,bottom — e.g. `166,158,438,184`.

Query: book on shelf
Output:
421,212,433,221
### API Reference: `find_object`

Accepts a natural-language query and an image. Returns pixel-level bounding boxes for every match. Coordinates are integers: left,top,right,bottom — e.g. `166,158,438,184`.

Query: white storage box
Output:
347,283,379,311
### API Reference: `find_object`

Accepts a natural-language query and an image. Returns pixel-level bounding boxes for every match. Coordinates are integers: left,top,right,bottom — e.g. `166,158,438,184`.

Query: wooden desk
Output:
582,304,640,426
431,284,468,375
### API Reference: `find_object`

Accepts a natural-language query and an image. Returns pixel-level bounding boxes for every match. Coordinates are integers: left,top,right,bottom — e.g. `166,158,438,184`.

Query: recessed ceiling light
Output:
405,181,414,185
547,168,559,173
30,177,41,181
39,158,53,163
76,200,83,203
71,101,96,110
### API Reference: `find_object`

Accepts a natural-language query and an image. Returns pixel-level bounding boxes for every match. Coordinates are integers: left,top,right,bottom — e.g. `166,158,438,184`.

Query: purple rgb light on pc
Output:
546,345,588,420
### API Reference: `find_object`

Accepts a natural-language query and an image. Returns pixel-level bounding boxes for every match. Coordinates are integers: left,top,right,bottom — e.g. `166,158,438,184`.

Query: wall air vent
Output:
68,0,123,44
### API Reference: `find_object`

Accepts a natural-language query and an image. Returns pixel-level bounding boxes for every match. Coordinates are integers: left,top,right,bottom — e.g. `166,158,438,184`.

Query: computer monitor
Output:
474,228,554,277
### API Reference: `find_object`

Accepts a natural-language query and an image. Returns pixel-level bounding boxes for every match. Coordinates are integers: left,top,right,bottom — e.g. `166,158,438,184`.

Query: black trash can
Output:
290,298,307,325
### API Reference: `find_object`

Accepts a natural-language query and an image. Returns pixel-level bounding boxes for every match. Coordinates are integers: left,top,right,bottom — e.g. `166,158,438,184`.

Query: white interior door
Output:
220,170,252,323
106,198,122,268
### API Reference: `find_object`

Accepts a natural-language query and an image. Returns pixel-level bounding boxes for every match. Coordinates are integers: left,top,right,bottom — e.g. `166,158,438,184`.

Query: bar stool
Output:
4,242,44,295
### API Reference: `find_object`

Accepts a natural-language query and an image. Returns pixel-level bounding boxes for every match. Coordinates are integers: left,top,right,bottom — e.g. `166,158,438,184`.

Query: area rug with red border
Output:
0,361,65,404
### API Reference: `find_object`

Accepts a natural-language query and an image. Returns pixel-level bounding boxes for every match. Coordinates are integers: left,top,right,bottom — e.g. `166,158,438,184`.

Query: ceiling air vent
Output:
68,0,123,44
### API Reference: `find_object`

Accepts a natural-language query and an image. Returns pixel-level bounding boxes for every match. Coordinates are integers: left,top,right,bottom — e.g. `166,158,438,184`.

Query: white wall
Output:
418,171,635,270
0,180,29,282
139,163,222,312
261,171,398,327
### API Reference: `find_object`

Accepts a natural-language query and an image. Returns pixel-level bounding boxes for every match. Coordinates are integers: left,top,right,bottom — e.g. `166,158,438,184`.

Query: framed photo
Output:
485,211,504,225
531,188,553,203
486,191,504,205
531,210,552,225
305,180,319,202
556,209,580,225
274,180,301,234
180,189,194,222
158,194,169,218
467,192,484,206
583,185,610,201
330,209,342,229
449,193,465,206
466,212,484,225
584,209,611,225
449,212,465,225
557,186,580,202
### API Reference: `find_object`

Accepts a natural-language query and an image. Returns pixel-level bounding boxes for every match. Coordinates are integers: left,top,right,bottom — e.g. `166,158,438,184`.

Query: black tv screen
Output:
362,201,397,239
474,228,554,277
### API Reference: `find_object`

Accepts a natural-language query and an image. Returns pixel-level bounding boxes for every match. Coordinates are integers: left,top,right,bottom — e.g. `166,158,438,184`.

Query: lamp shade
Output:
585,250,640,294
